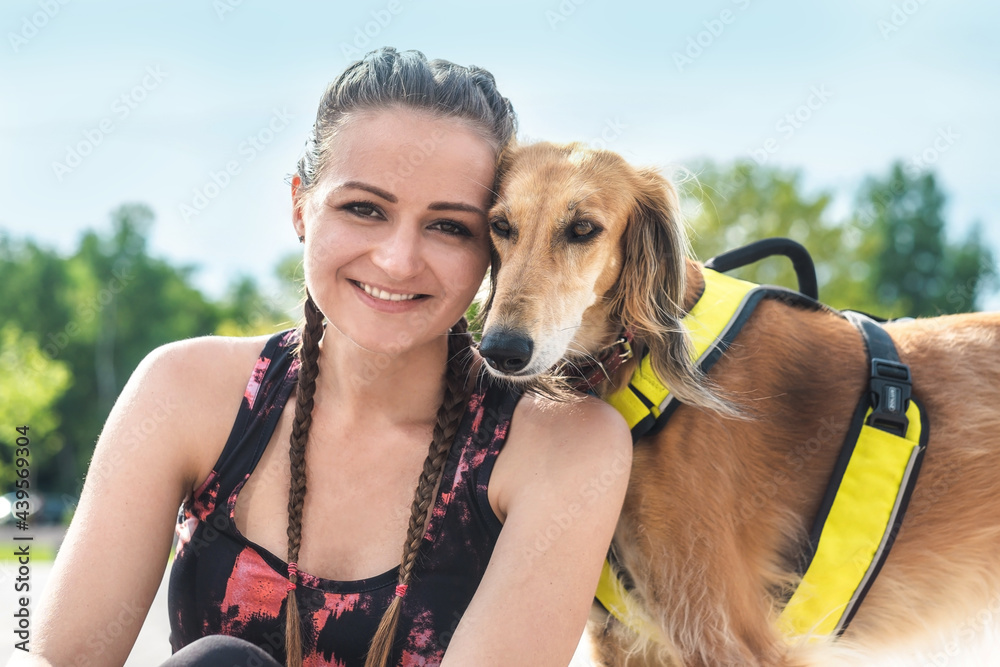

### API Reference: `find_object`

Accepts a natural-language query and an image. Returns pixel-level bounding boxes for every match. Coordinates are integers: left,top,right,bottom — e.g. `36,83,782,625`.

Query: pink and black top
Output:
167,327,523,666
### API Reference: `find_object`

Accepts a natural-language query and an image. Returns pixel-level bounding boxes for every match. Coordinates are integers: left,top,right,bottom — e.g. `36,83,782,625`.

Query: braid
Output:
364,318,474,667
284,289,325,667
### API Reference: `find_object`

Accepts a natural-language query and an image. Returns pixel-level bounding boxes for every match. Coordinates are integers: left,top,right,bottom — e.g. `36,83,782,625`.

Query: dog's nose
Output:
479,330,534,374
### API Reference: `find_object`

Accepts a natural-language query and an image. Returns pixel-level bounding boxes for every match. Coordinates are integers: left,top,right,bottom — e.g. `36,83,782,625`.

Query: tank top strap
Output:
198,328,301,511
418,372,524,548
468,374,524,539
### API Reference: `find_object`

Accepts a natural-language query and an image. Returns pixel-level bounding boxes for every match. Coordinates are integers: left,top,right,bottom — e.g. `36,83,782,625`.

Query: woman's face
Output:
293,108,496,356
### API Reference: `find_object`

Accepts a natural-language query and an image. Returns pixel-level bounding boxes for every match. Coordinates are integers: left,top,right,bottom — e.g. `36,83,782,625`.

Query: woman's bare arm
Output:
441,394,632,666
11,338,243,667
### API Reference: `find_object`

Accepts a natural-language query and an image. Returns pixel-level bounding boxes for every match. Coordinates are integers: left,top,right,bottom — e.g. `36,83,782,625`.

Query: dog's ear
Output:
615,167,737,416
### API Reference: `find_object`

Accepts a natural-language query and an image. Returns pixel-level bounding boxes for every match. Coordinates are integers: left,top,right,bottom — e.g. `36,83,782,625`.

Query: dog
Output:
476,140,1000,666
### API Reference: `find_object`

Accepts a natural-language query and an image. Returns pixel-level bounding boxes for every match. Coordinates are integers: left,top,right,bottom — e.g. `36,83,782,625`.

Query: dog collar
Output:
561,329,635,393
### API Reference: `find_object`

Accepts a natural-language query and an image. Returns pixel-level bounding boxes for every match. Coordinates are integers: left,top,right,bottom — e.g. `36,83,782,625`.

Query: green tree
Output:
0,324,72,490
680,160,880,313
853,162,997,317
50,204,220,490
215,273,298,337
1,204,296,499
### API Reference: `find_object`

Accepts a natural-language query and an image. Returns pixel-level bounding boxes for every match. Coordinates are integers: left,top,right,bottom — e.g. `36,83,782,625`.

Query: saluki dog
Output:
476,141,1000,666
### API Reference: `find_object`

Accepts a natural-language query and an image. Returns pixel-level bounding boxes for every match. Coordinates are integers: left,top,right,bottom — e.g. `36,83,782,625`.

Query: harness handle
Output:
704,237,819,300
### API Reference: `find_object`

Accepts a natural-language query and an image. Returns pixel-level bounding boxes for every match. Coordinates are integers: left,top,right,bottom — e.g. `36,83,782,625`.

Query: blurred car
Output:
0,491,77,525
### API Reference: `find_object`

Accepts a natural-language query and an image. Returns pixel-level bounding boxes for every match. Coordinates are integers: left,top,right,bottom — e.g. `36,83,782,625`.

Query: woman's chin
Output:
320,320,437,359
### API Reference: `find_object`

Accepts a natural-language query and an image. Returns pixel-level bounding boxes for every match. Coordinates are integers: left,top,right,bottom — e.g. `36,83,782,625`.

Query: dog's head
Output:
478,141,729,412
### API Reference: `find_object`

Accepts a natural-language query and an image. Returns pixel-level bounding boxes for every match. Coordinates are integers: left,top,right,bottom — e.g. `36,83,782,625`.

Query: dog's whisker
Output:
564,343,616,384
565,342,602,366
554,358,587,379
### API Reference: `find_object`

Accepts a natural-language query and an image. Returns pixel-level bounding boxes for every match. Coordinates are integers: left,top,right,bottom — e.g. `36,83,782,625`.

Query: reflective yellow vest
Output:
596,268,929,643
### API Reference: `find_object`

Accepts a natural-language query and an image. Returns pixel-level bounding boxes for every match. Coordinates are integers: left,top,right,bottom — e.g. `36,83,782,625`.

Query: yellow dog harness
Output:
596,267,929,643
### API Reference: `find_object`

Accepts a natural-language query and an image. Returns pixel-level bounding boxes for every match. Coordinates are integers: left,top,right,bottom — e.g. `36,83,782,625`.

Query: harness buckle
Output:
867,357,912,437
616,336,633,362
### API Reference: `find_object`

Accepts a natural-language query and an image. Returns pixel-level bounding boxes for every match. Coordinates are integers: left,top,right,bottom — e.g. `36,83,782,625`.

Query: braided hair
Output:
284,47,517,667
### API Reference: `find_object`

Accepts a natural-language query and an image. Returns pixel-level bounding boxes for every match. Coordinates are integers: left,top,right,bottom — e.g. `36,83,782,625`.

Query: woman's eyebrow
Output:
337,180,485,216
428,201,487,216
339,180,397,202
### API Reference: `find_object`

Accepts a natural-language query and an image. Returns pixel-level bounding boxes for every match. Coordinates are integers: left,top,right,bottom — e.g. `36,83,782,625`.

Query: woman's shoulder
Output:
143,330,278,395
491,389,632,521
136,329,293,488
510,391,632,463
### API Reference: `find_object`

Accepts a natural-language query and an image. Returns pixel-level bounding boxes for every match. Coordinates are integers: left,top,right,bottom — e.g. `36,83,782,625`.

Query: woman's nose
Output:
371,222,425,280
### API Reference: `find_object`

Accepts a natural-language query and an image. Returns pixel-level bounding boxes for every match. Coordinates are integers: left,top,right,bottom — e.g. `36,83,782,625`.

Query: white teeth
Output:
359,282,418,302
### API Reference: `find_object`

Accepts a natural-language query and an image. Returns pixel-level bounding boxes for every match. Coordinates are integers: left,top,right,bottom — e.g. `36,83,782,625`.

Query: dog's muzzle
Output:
479,329,534,374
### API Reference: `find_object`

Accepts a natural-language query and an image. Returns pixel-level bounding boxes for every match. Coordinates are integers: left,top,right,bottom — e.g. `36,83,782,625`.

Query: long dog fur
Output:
479,141,1000,666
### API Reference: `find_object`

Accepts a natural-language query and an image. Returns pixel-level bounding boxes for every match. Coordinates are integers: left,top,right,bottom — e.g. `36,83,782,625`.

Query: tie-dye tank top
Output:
167,327,523,666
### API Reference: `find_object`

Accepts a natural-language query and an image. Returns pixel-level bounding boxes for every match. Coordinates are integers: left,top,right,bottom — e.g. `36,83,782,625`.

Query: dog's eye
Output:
490,218,512,238
569,220,600,241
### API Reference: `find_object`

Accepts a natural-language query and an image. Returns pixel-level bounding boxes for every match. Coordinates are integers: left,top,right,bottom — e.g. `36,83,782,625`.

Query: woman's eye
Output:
490,218,511,238
433,220,470,236
346,202,381,218
569,220,600,241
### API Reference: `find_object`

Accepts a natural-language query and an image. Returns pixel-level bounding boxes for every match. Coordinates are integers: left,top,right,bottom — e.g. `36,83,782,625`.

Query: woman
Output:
24,48,631,667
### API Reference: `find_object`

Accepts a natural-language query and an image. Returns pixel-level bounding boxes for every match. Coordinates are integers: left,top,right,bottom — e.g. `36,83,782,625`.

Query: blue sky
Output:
2,0,998,309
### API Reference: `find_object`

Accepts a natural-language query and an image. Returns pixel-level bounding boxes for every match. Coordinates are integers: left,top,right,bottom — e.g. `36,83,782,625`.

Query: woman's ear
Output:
291,174,305,238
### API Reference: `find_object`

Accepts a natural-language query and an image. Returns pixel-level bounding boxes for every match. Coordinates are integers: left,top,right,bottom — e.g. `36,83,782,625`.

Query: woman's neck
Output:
311,323,453,429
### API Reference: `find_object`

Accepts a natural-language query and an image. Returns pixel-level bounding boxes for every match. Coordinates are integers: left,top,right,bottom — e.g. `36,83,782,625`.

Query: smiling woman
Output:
292,109,495,352
22,47,632,667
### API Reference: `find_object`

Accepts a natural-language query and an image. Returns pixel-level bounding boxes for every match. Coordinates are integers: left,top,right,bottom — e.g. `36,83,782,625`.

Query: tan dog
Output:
477,141,1000,666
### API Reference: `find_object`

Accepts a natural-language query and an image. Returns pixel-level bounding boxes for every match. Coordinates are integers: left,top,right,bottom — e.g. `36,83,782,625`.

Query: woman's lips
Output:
350,280,429,312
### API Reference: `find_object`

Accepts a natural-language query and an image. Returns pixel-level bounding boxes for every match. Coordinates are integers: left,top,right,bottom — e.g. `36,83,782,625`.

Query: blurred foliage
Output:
681,159,872,312
681,159,997,316
0,324,72,489
1,161,996,504
215,274,298,337
852,163,997,318
0,204,298,505
464,300,484,343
